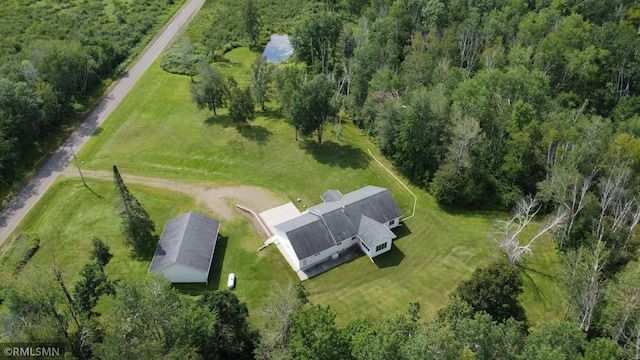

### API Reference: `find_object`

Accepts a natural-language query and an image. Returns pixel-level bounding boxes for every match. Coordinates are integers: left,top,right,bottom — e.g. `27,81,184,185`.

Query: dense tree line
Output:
180,0,640,211
0,0,182,201
3,259,638,358
317,0,640,212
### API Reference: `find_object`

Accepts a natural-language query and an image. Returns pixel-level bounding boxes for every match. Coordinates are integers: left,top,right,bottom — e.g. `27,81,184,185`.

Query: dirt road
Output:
59,169,284,221
0,0,205,247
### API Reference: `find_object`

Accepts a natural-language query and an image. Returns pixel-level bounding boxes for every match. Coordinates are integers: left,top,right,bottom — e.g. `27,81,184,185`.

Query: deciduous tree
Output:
255,283,308,359
291,12,342,73
451,259,527,324
289,74,337,146
289,304,349,360
251,55,272,111
197,290,257,359
496,197,568,265
191,62,228,116
229,86,255,125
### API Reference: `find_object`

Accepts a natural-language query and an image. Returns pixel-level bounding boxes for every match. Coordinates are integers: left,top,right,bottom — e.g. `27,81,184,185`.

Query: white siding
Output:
155,263,208,283
275,228,302,269
371,238,393,257
299,236,359,270
359,239,372,257
388,217,401,229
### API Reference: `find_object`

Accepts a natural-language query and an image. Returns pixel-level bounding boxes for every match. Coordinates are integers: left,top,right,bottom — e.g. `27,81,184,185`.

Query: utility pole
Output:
72,147,87,188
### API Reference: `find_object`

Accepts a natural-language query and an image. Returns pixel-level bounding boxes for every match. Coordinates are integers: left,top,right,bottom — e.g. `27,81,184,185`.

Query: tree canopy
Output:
287,74,337,145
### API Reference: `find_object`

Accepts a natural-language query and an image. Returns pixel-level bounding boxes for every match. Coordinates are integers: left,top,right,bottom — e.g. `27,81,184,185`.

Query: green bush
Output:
0,233,40,303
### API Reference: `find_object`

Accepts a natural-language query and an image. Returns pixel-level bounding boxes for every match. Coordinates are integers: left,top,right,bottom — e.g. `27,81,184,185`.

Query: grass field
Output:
2,48,567,327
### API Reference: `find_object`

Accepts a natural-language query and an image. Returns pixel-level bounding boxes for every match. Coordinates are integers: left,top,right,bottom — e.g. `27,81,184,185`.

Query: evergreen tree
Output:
113,165,156,257
73,262,114,317
243,0,259,45
90,237,112,270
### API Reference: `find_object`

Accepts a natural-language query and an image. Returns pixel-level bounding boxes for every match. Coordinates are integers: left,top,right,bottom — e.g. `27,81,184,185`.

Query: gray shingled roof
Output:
149,212,220,274
275,186,402,260
321,189,343,202
281,213,336,259
309,186,402,240
358,215,397,248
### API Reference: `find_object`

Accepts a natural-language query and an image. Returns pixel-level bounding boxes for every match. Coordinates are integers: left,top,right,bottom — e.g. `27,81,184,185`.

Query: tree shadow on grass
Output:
300,139,370,169
517,263,558,308
91,127,104,137
236,124,272,145
204,113,233,127
130,234,160,262
259,108,284,121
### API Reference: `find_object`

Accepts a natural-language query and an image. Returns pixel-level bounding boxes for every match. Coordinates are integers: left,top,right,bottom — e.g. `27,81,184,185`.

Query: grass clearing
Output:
3,47,567,327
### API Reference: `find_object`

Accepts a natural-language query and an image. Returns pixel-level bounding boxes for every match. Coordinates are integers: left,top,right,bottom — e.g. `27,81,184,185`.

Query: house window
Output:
389,219,395,226
361,240,370,252
375,242,388,252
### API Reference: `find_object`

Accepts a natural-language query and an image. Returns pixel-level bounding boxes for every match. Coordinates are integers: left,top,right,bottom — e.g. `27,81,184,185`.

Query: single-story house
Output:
148,211,220,284
272,186,402,271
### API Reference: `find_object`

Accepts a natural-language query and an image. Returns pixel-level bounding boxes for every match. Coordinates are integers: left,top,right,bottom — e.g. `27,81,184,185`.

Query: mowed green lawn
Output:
4,48,566,327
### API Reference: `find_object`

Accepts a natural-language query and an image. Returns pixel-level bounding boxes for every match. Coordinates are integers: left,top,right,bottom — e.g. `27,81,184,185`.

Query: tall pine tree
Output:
113,165,156,257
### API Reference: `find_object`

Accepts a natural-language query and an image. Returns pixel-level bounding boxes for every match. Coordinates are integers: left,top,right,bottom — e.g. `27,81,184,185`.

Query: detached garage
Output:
148,211,220,284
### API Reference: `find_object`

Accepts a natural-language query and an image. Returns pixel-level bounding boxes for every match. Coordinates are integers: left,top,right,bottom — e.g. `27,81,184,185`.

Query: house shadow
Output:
300,139,370,169
375,246,405,268
174,234,228,295
394,222,413,239
374,222,412,269
206,234,229,289
236,124,272,145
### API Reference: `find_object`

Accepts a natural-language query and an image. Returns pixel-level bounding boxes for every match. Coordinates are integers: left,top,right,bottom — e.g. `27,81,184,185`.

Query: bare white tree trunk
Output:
458,30,483,77
496,197,569,264
563,242,607,333
577,241,606,332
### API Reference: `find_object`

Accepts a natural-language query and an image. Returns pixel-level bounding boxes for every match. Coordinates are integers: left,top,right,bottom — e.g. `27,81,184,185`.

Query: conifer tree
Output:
113,165,156,257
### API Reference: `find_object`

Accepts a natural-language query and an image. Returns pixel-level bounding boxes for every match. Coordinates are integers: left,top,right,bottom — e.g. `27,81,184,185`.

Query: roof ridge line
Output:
309,208,339,245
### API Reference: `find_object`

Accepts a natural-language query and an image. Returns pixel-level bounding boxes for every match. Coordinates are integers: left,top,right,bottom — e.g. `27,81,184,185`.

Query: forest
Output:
0,0,184,201
1,0,640,358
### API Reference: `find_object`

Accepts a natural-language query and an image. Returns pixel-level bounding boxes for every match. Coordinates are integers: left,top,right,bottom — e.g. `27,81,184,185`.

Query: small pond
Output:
262,34,293,64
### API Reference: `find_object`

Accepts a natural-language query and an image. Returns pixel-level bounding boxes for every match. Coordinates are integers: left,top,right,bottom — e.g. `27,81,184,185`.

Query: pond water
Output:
262,34,293,64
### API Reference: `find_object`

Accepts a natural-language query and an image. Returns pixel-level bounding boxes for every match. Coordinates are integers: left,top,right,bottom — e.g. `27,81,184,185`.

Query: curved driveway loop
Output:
0,0,205,246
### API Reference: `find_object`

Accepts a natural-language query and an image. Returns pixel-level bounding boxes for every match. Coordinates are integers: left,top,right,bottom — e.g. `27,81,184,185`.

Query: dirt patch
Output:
60,168,285,221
